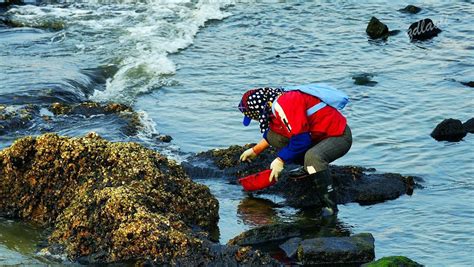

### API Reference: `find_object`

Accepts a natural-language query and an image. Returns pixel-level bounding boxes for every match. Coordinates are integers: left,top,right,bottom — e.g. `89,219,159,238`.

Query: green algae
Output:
364,256,423,267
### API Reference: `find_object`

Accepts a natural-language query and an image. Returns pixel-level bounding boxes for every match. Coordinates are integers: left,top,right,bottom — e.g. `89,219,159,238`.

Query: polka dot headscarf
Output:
238,87,285,133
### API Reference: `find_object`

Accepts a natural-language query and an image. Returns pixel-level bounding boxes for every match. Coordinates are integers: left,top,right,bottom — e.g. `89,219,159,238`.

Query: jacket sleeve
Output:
273,92,313,163
277,132,312,163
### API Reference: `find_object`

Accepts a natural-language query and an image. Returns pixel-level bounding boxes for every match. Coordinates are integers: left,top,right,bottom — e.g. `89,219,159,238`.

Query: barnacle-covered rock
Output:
0,133,221,264
183,145,422,208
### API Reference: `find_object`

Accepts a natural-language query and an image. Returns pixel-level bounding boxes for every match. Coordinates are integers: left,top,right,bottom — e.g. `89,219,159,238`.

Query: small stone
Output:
352,73,378,87
460,81,474,88
398,5,422,14
463,118,474,133
159,135,173,143
407,18,441,41
431,118,467,142
297,233,375,265
366,17,389,39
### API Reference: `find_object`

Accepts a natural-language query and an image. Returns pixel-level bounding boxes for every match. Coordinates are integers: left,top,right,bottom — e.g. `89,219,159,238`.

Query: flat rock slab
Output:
183,145,421,208
296,233,375,265
228,223,301,247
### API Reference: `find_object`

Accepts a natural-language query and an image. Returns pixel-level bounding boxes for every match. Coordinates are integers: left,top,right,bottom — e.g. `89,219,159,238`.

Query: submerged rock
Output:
296,233,375,265
184,145,420,208
0,104,39,135
398,5,422,14
366,17,389,39
463,118,474,133
460,81,474,88
352,73,378,87
228,223,301,247
407,18,441,41
0,133,278,265
363,256,423,267
0,102,144,136
431,118,467,142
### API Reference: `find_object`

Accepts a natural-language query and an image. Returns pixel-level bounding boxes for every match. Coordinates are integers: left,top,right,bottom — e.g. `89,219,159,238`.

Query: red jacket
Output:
270,90,347,145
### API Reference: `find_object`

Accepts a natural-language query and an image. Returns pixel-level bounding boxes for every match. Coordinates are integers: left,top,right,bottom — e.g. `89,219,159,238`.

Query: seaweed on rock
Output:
0,133,225,264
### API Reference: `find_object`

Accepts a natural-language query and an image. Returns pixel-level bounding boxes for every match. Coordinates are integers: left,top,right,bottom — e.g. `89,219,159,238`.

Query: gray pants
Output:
267,125,352,174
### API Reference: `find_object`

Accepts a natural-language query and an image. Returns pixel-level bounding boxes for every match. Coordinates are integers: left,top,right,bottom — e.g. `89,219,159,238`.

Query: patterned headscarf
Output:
238,87,285,133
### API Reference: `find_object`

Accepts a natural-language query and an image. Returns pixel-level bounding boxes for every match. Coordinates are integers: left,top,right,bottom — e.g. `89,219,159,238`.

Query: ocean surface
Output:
0,1,473,265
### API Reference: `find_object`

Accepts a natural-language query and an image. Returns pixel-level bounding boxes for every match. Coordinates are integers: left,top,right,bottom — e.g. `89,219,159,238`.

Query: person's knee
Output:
304,153,328,174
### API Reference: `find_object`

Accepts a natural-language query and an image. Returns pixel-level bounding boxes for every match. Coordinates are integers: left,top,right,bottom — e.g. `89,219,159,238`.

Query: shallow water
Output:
1,1,474,265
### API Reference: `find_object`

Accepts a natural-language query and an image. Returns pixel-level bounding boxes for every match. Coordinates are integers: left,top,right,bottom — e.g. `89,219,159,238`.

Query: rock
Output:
0,133,276,265
352,73,378,87
159,135,173,143
0,104,39,135
0,102,143,136
407,18,441,41
463,118,474,133
183,145,420,208
228,223,301,246
363,256,423,267
431,118,467,142
279,237,302,258
296,233,375,265
398,5,422,14
460,81,474,88
366,17,389,39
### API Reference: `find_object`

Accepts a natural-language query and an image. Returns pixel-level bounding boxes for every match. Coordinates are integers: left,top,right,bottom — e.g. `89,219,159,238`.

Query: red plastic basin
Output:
238,169,275,191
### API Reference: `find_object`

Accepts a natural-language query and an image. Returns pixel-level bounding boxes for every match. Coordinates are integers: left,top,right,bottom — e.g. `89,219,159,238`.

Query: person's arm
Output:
239,139,269,162
277,132,312,163
273,92,313,163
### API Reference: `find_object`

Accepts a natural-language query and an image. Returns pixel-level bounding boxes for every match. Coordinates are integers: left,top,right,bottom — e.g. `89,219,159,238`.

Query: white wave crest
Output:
6,1,232,104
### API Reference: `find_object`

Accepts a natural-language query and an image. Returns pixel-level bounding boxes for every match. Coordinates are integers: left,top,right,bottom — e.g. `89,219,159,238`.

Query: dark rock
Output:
0,133,274,265
366,17,389,39
279,237,302,258
297,233,375,265
463,118,474,133
0,104,39,135
460,81,474,88
399,5,422,14
407,18,442,41
159,135,173,143
228,223,301,246
183,145,419,208
431,118,467,142
352,73,378,87
388,30,401,36
363,256,423,267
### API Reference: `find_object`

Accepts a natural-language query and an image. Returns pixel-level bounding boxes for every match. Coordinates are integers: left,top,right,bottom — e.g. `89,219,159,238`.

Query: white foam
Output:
7,1,232,104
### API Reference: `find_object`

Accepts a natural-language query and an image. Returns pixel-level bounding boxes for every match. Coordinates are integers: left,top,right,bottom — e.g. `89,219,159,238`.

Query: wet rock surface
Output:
461,81,474,88
228,223,301,247
352,73,378,87
0,102,144,136
408,18,441,41
296,233,375,265
398,5,422,14
0,133,275,265
363,256,423,267
183,145,420,208
431,118,467,142
463,118,474,133
366,17,389,39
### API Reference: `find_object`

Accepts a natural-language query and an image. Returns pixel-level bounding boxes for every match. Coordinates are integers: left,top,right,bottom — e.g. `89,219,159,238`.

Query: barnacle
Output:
0,133,219,263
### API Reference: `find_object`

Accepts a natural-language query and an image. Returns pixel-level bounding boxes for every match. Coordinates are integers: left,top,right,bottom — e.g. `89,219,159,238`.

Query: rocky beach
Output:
1,1,473,266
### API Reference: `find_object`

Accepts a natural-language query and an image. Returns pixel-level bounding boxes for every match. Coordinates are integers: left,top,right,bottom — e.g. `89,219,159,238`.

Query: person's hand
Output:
240,148,257,162
269,157,284,182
